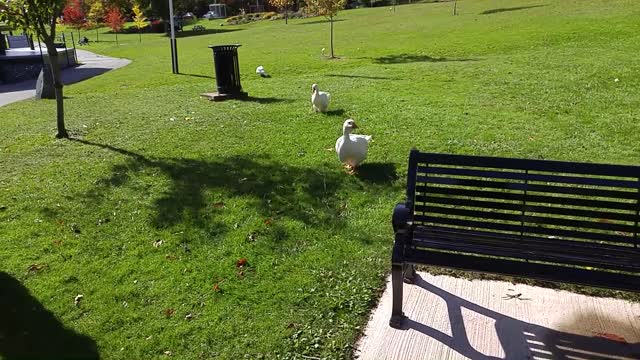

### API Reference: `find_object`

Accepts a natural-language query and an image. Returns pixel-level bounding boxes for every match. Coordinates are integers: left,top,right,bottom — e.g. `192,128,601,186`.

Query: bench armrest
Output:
392,202,412,233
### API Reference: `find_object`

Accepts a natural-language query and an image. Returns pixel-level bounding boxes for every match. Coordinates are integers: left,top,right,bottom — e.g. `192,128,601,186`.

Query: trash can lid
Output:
208,44,241,50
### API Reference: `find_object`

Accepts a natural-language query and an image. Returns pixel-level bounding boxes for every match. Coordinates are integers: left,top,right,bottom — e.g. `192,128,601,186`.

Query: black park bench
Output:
390,150,640,328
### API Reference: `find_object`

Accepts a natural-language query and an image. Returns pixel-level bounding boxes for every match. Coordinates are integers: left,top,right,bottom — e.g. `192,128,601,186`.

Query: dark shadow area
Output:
480,5,546,15
61,67,113,86
72,139,363,233
0,80,35,93
356,162,398,184
373,54,478,64
325,109,345,116
0,272,100,360
234,96,294,104
404,275,640,359
326,74,398,80
170,28,242,38
296,19,346,25
176,72,214,80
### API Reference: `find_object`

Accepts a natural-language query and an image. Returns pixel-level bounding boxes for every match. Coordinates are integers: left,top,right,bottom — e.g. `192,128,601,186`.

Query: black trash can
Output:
208,44,247,100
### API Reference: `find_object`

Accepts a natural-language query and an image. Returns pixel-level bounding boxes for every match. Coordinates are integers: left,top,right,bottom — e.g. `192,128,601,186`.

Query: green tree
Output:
307,0,346,58
87,0,105,41
132,4,148,42
0,0,69,138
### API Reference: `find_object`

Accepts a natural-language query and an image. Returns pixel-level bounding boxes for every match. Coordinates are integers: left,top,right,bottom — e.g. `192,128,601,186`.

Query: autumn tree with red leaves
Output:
62,0,87,38
105,7,124,44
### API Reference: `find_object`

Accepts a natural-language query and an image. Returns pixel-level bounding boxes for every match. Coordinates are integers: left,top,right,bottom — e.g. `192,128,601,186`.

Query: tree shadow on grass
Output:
356,162,398,184
166,28,242,38
73,139,356,233
296,19,346,25
325,109,346,116
177,73,214,80
0,272,100,360
326,74,398,80
234,96,295,104
480,5,546,15
373,54,479,64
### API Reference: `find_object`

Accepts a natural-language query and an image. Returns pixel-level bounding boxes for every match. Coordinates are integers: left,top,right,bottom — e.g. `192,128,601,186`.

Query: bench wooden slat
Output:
412,235,639,272
415,213,637,244
413,152,640,177
417,205,637,233
416,196,638,222
418,176,637,199
419,166,640,189
403,250,640,293
418,187,638,211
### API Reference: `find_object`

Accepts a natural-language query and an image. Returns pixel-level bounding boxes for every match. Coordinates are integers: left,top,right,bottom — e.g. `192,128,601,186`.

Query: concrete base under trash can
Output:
200,91,248,101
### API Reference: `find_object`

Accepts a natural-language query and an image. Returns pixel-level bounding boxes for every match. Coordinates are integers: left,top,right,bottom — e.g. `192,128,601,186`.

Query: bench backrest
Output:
407,151,640,250
6,35,29,48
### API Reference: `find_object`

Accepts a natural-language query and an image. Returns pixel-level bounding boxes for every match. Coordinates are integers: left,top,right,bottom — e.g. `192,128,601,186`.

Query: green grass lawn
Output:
2,0,640,358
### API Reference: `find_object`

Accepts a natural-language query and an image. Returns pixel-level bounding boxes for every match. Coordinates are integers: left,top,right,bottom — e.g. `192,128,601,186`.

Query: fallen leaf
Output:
74,294,84,306
325,147,334,152
165,254,178,261
153,239,163,248
122,301,128,308
264,218,272,226
213,283,221,292
146,335,153,340
185,313,193,320
27,264,45,273
53,239,63,246
0,205,6,211
247,232,257,242
236,258,248,268
164,351,172,356
96,218,110,225
597,218,612,223
212,202,225,208
239,178,248,183
163,308,175,318
594,332,626,343
236,270,244,279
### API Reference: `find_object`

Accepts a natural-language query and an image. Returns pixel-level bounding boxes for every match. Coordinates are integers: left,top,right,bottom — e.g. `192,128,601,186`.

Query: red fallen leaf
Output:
212,202,225,208
213,283,221,292
594,332,627,343
164,308,175,318
264,218,273,226
236,258,248,268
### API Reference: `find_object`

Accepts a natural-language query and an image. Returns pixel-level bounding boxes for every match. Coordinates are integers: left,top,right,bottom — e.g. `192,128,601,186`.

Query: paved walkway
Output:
356,272,640,359
0,49,131,107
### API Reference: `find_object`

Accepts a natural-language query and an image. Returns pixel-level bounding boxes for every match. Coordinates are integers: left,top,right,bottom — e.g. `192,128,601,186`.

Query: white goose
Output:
311,83,331,113
335,119,371,172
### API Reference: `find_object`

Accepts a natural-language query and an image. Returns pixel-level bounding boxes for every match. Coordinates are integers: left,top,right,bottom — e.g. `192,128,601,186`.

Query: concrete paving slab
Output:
0,49,130,107
356,272,640,360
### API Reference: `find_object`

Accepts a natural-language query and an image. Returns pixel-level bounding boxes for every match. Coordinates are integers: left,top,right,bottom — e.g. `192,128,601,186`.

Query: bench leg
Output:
403,263,416,284
389,263,406,328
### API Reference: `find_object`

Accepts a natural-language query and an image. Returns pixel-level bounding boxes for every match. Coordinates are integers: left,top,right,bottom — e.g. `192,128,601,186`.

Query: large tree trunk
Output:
329,16,334,58
44,40,68,138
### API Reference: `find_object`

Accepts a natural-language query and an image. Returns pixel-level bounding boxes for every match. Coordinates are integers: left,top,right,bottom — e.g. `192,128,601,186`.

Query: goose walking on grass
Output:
336,119,371,173
311,83,331,113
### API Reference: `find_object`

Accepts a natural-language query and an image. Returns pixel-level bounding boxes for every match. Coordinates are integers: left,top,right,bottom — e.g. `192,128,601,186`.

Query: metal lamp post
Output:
168,0,179,74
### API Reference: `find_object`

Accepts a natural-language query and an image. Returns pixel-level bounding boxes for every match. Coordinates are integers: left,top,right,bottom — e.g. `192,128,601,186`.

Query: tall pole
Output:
168,0,179,74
